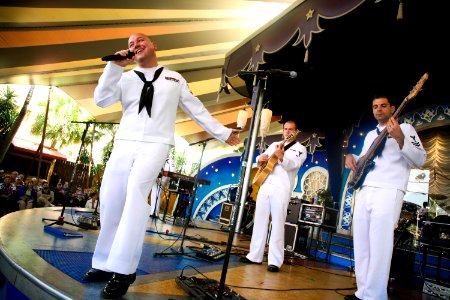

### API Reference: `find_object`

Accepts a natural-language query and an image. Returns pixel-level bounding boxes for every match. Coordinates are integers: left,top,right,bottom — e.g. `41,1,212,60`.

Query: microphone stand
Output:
216,75,267,299
154,137,212,258
92,195,100,216
42,122,91,228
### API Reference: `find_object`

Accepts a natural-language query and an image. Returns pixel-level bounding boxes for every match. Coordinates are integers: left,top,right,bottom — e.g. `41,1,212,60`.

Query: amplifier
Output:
299,204,338,228
219,203,234,226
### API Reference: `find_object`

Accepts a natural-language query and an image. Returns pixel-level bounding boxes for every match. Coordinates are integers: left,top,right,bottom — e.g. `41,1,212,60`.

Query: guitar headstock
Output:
407,72,429,100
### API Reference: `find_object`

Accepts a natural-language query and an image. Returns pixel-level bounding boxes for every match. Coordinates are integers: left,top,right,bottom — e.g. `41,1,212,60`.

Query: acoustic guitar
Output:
347,72,429,190
250,130,300,200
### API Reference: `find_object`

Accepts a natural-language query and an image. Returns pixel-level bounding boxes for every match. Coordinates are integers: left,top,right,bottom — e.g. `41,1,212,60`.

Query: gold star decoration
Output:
306,9,314,20
255,44,260,53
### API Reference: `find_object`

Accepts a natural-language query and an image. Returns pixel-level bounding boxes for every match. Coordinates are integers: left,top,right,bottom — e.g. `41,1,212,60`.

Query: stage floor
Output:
0,207,442,300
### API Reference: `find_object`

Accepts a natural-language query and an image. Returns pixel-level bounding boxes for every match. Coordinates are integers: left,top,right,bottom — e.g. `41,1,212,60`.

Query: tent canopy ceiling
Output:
0,0,296,144
1,0,448,142
223,0,449,132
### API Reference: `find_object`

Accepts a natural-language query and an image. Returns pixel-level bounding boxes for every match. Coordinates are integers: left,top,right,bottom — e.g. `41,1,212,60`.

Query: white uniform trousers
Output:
353,186,404,300
92,140,170,275
246,182,289,267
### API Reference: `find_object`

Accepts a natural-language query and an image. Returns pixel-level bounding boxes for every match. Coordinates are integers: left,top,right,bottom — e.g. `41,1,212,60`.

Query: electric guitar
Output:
250,130,300,200
347,72,429,190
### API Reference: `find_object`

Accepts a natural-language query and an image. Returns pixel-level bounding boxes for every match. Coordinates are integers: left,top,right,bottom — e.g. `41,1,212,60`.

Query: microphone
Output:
238,69,297,78
101,51,135,61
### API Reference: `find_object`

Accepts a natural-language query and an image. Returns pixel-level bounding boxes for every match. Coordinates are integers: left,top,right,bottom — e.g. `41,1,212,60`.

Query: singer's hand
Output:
112,50,133,67
225,129,241,146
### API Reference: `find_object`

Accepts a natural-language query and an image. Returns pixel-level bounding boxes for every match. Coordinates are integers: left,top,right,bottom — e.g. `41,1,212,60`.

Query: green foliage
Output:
101,141,114,165
30,91,85,149
316,188,333,207
79,148,91,164
189,162,200,176
0,86,18,142
174,151,187,174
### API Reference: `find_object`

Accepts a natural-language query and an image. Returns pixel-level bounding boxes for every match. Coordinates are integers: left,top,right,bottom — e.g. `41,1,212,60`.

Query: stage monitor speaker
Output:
219,203,234,226
267,222,298,252
296,225,310,254
322,207,339,229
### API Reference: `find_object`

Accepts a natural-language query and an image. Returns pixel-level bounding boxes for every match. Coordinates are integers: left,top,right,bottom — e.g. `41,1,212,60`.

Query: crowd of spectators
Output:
0,169,98,217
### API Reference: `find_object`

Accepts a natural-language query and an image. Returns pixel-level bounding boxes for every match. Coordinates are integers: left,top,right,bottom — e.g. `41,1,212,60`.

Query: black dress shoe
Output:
239,257,262,264
101,272,136,299
83,268,113,282
267,265,279,272
344,294,360,300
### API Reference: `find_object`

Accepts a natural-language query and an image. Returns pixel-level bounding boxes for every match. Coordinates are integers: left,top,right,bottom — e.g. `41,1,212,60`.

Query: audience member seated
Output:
62,181,70,194
67,193,82,207
17,181,37,210
49,171,61,191
75,186,86,207
0,174,18,216
37,181,55,207
53,183,67,206
15,173,24,190
85,192,99,211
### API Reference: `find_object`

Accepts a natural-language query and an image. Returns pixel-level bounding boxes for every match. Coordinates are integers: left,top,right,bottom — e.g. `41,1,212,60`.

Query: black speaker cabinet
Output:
286,200,301,224
267,222,299,252
296,225,310,254
168,178,195,194
322,207,338,229
219,203,234,226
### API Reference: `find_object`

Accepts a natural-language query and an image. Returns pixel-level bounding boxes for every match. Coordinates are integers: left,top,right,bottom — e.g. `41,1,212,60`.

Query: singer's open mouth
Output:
135,49,143,54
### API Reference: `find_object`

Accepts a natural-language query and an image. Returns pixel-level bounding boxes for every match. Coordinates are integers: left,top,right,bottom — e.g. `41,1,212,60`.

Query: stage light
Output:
260,108,272,137
237,108,248,129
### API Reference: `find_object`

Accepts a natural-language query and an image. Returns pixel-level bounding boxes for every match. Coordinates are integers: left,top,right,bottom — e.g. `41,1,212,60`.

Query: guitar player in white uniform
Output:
344,95,426,300
240,120,307,272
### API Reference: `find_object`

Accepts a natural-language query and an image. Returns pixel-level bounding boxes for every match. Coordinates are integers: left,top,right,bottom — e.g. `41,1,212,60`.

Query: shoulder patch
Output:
165,76,179,83
410,135,421,148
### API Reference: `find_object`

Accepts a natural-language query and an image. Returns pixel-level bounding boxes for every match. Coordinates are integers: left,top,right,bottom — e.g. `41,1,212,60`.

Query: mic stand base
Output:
42,215,78,228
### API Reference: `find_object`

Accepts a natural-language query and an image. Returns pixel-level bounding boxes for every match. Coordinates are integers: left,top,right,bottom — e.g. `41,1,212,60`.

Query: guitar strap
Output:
374,127,388,158
284,141,296,151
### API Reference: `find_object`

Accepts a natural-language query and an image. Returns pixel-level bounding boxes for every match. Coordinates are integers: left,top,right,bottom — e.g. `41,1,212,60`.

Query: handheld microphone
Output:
101,51,135,61
238,69,297,78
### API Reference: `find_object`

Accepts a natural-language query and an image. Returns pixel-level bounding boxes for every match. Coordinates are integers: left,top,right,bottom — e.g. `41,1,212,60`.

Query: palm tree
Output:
0,86,18,143
30,91,85,149
0,85,35,164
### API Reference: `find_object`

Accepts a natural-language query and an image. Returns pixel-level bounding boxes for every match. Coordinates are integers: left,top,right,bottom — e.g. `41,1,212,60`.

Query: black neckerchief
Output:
134,67,164,117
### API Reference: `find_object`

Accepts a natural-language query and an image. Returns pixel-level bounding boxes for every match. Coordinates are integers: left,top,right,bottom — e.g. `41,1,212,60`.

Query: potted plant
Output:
316,188,333,208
